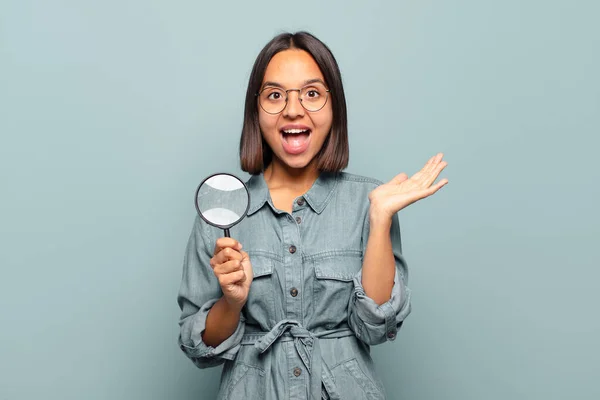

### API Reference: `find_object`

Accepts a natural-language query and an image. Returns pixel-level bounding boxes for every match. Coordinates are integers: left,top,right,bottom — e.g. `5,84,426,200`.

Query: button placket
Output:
281,206,302,323
281,199,304,384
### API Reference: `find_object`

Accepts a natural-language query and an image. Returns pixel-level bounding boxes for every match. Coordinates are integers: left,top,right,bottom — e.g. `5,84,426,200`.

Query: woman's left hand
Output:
368,153,449,223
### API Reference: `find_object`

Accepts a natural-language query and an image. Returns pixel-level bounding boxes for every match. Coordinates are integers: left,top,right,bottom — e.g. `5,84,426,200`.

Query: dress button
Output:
295,216,302,224
387,331,396,339
293,367,302,377
290,288,298,297
296,197,305,206
289,245,296,254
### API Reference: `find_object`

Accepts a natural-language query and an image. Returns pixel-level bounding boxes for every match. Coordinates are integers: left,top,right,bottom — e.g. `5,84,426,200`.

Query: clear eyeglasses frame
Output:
256,83,331,114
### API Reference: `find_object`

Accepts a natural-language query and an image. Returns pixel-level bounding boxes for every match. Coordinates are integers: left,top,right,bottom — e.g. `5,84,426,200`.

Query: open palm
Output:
369,153,449,220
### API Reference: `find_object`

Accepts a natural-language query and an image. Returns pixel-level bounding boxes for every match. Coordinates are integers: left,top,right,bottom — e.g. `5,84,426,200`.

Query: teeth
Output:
282,129,309,134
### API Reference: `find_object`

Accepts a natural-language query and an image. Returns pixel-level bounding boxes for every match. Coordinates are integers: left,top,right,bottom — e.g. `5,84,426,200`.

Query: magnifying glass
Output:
194,173,250,238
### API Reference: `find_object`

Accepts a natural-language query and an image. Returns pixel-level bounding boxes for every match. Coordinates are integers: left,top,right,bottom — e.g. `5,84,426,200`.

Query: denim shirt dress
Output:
177,171,412,399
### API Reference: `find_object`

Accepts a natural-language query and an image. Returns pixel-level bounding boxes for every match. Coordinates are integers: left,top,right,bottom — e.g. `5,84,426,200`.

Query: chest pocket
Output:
244,253,277,329
312,253,363,328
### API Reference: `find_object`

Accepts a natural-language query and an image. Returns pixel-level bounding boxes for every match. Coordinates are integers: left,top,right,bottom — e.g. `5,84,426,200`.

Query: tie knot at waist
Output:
253,319,312,353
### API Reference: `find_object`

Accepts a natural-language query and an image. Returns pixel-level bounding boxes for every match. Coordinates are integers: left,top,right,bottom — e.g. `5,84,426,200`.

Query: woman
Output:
177,31,448,399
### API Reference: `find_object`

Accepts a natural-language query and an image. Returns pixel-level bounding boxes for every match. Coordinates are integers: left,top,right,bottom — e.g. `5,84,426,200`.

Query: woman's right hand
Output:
210,237,253,310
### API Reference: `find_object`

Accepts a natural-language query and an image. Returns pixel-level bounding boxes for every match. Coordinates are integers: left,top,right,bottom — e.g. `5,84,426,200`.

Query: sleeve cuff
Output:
179,298,246,360
351,269,411,342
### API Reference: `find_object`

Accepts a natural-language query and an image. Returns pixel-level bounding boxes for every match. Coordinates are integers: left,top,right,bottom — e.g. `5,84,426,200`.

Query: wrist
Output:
222,296,245,314
369,208,393,231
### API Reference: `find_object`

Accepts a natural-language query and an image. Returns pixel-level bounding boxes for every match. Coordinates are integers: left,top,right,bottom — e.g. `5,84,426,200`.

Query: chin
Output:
284,160,311,170
276,154,316,171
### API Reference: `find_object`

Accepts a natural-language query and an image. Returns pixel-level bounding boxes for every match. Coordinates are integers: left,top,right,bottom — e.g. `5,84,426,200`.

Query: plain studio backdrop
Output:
1,1,598,399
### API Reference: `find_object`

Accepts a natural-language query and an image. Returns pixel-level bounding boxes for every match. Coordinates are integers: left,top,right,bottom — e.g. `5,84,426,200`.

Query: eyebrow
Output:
261,78,326,90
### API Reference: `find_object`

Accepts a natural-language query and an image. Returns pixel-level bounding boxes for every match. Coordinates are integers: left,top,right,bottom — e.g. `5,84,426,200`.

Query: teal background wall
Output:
1,1,598,399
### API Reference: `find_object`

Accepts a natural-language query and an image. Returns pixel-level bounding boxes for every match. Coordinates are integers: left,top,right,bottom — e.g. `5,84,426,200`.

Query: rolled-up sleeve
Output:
348,212,412,345
177,216,245,368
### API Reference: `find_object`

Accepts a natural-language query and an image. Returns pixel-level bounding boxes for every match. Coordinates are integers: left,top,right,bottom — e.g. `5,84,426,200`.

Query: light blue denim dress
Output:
177,171,411,399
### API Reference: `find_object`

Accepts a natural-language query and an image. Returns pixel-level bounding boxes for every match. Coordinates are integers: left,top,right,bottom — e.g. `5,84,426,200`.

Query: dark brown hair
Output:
239,31,349,174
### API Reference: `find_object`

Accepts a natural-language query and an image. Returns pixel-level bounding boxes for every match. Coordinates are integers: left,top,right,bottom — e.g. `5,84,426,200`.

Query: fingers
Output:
211,246,243,266
212,253,247,287
421,177,449,198
414,153,447,188
210,238,249,287
217,268,246,287
390,172,409,184
213,258,243,276
211,238,245,272
423,153,444,174
395,177,448,206
424,161,448,188
396,153,446,186
213,237,242,257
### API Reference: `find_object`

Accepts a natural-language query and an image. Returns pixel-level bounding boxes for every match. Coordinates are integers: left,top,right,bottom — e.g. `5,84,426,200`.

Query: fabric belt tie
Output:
241,319,355,400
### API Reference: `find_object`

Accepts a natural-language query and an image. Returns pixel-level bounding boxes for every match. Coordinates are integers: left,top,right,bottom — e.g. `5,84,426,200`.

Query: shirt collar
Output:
246,171,339,216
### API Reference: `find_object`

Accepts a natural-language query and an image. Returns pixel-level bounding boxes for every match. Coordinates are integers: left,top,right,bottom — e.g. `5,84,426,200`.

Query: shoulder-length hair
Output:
239,31,349,174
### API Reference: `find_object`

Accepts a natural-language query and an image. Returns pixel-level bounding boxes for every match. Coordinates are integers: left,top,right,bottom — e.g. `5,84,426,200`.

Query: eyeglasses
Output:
256,82,330,114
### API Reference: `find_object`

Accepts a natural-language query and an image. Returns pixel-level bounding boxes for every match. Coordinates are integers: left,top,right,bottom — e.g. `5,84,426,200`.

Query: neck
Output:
264,158,320,192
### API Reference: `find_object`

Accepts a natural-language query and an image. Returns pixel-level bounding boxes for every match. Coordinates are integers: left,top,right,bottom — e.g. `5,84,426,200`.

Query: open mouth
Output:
280,128,312,154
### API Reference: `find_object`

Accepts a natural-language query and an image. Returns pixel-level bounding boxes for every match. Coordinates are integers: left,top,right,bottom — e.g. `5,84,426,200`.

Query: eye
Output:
263,88,285,101
302,86,324,99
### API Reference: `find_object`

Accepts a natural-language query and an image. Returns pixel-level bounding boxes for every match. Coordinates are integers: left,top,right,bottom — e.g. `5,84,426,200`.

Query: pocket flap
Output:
249,256,274,278
314,257,361,282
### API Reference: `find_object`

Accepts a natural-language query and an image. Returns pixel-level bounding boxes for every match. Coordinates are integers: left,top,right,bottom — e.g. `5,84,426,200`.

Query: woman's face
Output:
258,49,333,171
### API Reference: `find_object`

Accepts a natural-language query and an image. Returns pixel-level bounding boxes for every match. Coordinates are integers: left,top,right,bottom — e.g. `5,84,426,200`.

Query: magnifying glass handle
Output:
224,228,230,238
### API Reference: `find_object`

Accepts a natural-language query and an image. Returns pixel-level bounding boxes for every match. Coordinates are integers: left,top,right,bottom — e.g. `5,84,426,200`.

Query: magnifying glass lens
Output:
195,173,250,237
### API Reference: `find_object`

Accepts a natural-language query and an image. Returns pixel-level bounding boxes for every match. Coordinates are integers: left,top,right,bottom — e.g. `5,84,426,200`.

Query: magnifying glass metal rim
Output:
194,172,251,233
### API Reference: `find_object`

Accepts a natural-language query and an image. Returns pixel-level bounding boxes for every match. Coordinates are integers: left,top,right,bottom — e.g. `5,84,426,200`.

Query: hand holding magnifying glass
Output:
194,173,253,309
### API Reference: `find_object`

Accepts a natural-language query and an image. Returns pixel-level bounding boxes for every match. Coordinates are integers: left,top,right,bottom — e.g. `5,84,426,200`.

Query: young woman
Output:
177,31,448,400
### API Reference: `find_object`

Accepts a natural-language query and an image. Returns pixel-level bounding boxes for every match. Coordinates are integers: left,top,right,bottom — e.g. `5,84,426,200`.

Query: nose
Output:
283,90,304,118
